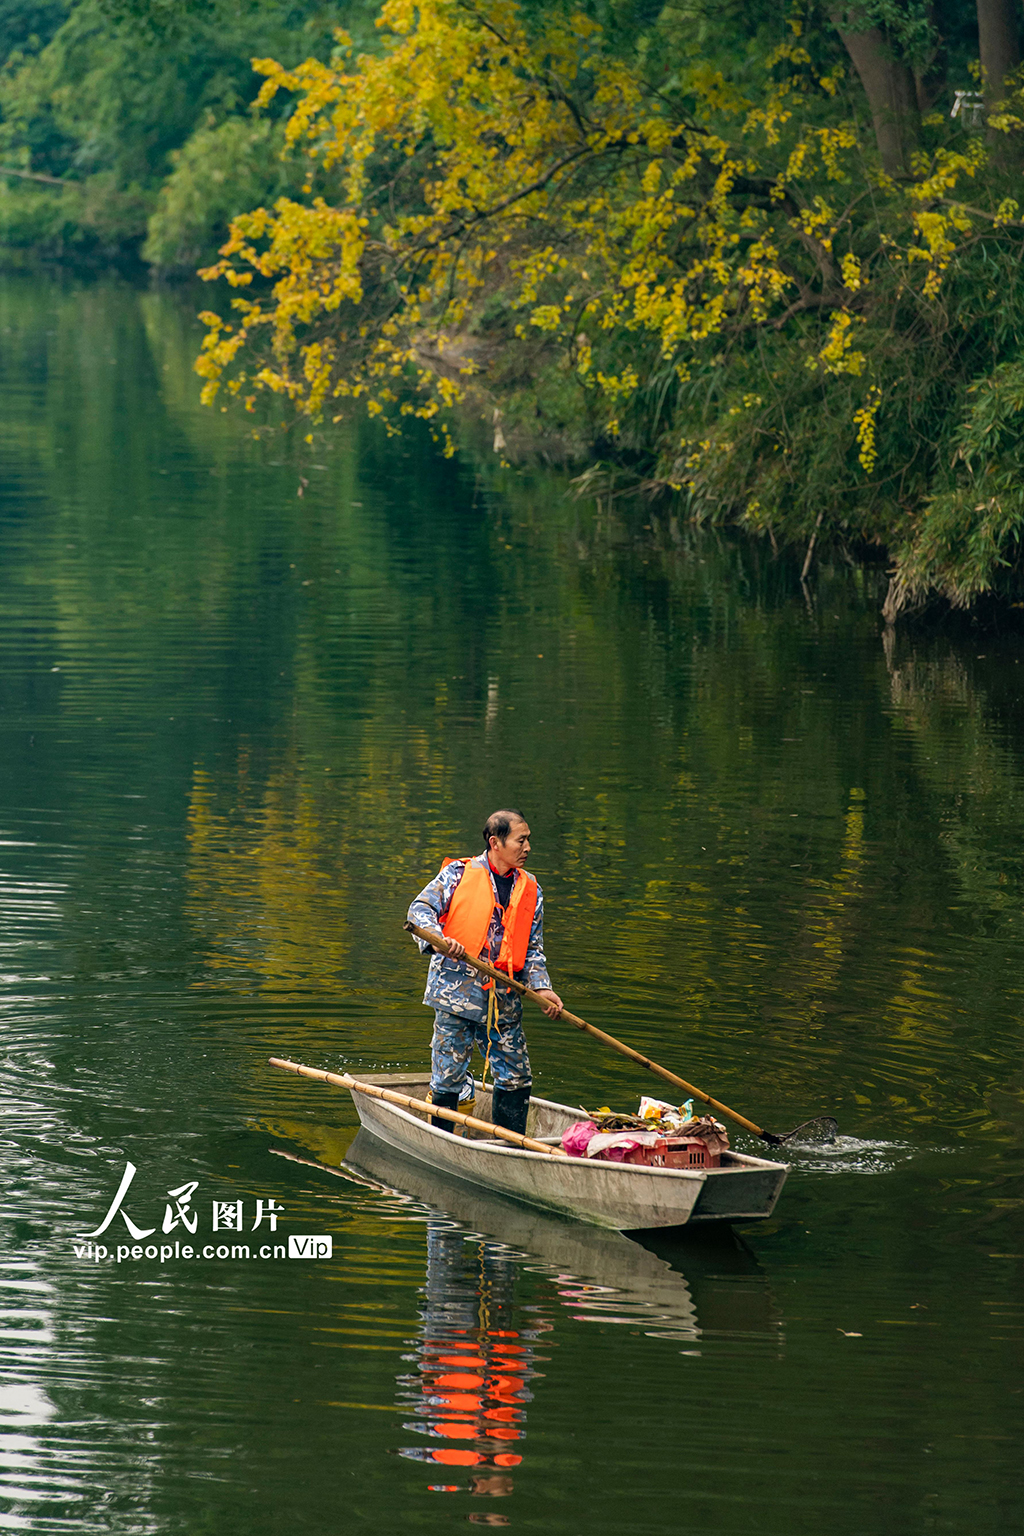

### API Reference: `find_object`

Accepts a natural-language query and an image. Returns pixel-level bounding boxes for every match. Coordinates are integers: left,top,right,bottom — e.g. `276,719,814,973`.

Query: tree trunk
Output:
830,10,921,175
977,0,1020,114
914,2,945,114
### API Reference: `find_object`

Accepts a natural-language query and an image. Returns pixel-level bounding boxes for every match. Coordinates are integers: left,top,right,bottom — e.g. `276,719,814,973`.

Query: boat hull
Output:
348,1074,788,1231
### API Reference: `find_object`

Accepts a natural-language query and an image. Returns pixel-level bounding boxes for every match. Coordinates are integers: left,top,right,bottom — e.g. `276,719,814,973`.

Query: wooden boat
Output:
347,1072,788,1231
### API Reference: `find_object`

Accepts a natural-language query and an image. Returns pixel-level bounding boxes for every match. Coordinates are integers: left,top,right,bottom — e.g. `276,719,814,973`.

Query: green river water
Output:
0,272,1021,1534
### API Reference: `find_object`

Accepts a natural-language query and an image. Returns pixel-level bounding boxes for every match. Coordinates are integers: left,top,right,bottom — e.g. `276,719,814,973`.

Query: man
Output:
407,808,563,1137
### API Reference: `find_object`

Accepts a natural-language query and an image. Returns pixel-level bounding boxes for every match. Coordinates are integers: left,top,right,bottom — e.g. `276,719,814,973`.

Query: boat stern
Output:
685,1152,788,1222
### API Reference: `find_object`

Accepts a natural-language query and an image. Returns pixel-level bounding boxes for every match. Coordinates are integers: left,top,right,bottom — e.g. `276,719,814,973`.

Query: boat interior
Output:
352,1073,757,1167
352,1073,566,1144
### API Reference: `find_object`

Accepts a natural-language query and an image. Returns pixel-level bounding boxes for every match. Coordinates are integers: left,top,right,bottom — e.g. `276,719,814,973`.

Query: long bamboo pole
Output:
404,920,770,1141
268,1056,567,1156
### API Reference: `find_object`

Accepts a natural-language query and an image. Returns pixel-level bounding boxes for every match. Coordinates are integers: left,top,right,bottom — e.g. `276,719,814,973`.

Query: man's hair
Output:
483,808,526,849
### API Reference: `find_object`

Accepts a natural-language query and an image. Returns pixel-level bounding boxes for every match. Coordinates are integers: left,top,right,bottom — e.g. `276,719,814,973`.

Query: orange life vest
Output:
440,859,537,976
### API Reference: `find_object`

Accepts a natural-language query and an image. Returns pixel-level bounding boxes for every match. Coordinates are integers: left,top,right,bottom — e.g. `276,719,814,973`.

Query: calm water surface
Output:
0,272,1022,1534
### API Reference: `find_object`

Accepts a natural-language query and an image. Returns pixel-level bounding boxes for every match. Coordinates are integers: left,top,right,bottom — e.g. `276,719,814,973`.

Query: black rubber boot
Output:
492,1086,531,1138
430,1090,460,1132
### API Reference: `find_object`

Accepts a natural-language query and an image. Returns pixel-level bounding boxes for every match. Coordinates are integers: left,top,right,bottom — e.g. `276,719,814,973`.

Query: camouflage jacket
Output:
407,852,553,1025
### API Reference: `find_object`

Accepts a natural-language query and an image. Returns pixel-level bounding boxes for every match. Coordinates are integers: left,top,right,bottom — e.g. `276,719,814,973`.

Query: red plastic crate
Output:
623,1136,719,1169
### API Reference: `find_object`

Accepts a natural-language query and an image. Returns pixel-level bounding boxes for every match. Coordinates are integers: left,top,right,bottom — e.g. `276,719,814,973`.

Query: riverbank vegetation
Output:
6,1,1024,617
0,0,379,264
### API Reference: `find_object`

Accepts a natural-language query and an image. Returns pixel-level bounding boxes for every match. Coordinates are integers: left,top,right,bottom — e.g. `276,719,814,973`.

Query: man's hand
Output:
533,988,563,1019
442,935,467,960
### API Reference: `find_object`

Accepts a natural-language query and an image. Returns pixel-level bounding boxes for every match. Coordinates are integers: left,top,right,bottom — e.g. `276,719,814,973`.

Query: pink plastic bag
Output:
561,1120,599,1157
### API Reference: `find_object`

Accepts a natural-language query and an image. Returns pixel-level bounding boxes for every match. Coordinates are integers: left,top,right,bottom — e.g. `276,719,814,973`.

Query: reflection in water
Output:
0,1262,64,1529
342,1131,777,1345
275,1130,781,1512
395,1218,543,1501
186,765,351,990
270,1134,780,1513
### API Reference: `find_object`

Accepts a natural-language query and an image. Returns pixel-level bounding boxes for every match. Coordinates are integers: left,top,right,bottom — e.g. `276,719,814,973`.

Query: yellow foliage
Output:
853,386,882,475
813,312,865,378
840,253,862,292
193,0,999,451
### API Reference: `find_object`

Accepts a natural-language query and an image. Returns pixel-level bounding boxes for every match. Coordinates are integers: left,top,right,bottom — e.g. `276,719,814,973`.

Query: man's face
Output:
491,820,531,870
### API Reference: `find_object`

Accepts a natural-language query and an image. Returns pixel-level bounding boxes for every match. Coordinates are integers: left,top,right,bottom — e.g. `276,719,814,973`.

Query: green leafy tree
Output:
0,0,374,258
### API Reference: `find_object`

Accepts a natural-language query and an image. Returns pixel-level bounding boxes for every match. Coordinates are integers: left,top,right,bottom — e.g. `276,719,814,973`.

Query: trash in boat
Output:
638,1094,693,1128
561,1098,730,1166
562,1120,601,1157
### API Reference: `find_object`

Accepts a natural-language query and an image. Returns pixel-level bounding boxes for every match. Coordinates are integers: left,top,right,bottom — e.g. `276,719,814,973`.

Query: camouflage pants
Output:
430,1007,532,1098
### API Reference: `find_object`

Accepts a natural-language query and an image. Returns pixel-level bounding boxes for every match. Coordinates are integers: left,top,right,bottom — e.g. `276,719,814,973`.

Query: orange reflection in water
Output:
394,1220,552,1499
